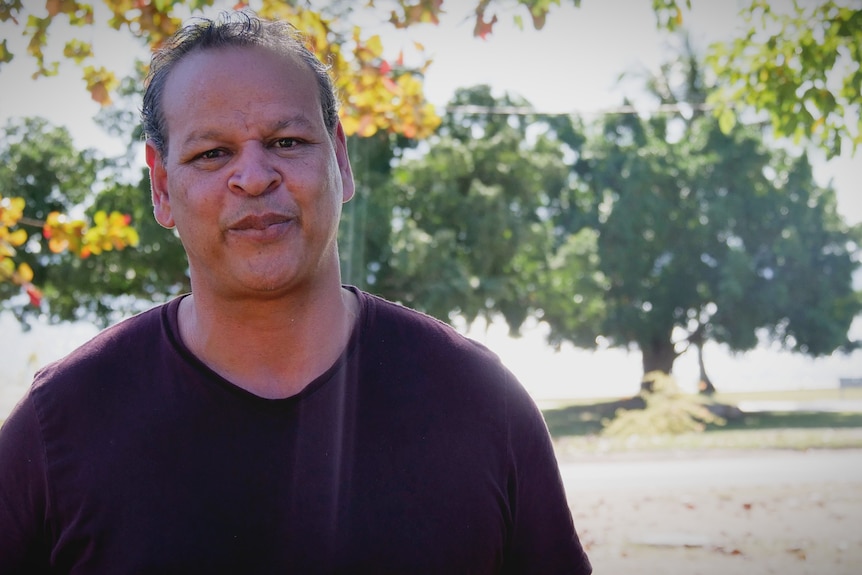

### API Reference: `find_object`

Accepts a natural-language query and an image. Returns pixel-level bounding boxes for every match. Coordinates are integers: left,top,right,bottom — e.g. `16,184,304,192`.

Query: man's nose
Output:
227,144,281,196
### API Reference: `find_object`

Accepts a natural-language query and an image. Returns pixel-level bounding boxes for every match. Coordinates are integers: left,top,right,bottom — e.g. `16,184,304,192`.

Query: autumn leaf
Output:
63,38,93,63
0,258,13,280
0,39,13,64
0,196,26,226
381,75,398,93
25,283,42,307
84,65,119,104
473,13,497,39
7,228,27,246
16,262,34,283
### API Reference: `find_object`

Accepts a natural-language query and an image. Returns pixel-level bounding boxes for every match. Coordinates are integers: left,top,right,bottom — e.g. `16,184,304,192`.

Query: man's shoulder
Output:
359,290,500,364
32,301,173,391
355,290,523,401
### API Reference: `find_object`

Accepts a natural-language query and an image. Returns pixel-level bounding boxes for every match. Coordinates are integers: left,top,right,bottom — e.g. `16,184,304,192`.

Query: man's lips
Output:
228,213,293,231
226,213,294,242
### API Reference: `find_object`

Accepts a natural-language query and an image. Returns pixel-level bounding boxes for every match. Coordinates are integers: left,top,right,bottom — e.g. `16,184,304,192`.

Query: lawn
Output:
543,387,862,459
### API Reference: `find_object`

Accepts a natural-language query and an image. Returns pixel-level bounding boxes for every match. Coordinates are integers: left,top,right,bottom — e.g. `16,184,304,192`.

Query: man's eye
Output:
199,149,224,160
273,138,298,149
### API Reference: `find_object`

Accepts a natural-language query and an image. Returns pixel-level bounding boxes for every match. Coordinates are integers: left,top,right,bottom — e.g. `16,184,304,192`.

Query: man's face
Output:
146,46,354,300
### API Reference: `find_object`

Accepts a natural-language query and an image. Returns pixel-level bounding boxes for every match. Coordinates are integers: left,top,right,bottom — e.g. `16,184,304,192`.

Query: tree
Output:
705,0,862,158
339,130,416,293
0,71,191,328
358,62,859,390
370,85,591,330
0,0,441,137
0,0,446,308
539,54,861,388
0,117,140,325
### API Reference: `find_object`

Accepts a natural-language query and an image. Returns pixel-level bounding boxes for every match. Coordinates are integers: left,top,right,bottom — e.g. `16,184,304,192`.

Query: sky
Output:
0,0,860,413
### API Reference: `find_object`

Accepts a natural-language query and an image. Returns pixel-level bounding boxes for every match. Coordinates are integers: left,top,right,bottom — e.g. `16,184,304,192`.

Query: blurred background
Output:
1,2,861,572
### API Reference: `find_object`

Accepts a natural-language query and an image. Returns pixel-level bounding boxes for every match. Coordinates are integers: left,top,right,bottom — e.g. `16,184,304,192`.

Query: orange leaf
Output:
46,0,61,17
402,123,417,139
382,76,398,93
474,14,497,39
89,82,110,105
25,283,42,307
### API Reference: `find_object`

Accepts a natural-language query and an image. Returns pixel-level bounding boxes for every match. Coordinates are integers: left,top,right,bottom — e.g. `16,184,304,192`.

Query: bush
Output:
601,371,726,437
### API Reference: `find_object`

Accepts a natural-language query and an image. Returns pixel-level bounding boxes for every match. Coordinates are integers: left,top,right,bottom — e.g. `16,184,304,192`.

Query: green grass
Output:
542,390,862,458
713,387,862,403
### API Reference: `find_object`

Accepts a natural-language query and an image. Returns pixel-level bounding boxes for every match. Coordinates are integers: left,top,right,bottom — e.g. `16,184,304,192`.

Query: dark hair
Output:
141,11,340,156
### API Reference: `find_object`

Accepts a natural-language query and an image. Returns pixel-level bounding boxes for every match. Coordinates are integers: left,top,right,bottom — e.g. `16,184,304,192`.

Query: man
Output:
0,12,591,573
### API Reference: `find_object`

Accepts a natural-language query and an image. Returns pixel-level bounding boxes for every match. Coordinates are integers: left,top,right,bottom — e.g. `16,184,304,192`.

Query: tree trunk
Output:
696,339,716,395
639,336,677,392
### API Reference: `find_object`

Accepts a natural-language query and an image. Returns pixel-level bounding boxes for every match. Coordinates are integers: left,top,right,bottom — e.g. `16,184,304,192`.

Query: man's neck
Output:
177,284,358,399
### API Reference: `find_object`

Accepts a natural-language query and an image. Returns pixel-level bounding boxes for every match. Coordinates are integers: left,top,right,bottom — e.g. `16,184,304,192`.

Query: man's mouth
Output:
229,213,292,231
226,213,294,241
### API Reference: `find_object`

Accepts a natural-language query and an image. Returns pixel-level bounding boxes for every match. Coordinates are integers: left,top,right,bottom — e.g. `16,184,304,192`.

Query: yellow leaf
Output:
365,35,383,58
0,258,14,280
82,66,119,106
63,39,93,63
8,228,27,246
341,114,360,137
0,239,15,258
718,108,736,134
17,262,33,282
0,40,13,64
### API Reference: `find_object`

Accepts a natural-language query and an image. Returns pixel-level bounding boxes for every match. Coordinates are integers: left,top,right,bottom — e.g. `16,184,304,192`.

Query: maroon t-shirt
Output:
0,288,591,574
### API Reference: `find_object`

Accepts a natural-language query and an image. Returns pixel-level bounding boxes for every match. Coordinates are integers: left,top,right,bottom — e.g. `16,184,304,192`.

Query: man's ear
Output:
334,122,355,203
146,140,175,229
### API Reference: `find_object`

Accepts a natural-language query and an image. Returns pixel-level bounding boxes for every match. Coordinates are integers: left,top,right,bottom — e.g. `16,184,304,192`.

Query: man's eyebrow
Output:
181,129,223,145
271,115,316,132
181,116,317,145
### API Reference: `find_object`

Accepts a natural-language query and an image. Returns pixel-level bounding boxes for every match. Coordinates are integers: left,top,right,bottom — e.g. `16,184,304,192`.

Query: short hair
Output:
141,11,340,156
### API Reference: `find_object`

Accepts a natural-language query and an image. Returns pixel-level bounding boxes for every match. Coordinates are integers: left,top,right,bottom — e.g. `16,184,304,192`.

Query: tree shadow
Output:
542,397,645,437
542,397,862,439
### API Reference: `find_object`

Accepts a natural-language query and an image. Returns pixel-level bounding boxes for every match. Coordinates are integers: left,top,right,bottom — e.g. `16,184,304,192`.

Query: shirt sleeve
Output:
0,394,52,574
502,374,592,575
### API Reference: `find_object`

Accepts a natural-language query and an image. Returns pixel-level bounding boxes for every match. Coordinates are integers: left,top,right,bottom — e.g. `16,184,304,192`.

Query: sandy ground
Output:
560,450,862,574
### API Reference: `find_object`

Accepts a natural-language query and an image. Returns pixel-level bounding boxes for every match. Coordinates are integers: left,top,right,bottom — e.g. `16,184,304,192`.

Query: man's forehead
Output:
170,44,306,79
160,46,319,117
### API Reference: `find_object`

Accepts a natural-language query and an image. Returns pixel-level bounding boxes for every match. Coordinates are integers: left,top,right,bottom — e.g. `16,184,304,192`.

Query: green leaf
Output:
718,108,736,134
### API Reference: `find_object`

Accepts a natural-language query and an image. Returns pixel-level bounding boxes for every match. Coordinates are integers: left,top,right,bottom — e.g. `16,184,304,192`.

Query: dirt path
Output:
560,449,862,574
